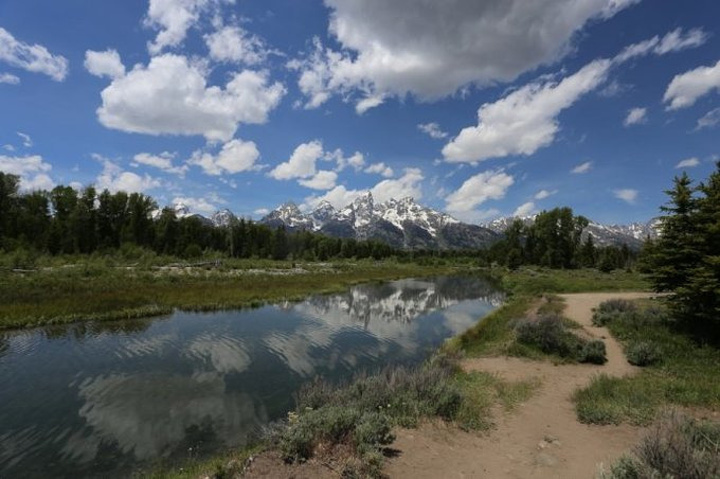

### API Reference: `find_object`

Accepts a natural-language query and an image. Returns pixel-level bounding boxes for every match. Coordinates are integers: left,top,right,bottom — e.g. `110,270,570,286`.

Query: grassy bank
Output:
447,267,648,359
574,299,720,425
0,258,465,330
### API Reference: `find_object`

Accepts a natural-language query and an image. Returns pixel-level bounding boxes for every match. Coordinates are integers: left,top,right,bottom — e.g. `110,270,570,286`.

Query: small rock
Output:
536,452,559,467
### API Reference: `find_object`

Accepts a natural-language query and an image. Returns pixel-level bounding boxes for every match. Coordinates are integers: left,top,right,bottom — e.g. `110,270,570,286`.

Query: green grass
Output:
574,300,720,426
502,267,649,295
136,445,264,479
0,259,466,330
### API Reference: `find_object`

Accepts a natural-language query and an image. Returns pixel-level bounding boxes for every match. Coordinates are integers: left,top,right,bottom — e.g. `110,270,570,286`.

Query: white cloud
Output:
364,162,394,178
302,168,424,210
371,167,424,203
144,0,232,55
443,59,611,163
613,188,638,204
513,201,536,217
534,189,558,200
0,154,55,191
675,157,700,169
572,161,592,174
0,72,19,85
133,152,188,176
188,138,260,175
16,132,32,148
96,54,285,142
327,149,365,172
172,196,217,215
2,144,15,152
697,108,720,130
291,0,636,112
445,170,514,222
254,207,270,216
298,170,338,190
94,155,161,193
204,25,267,65
84,49,125,79
664,59,720,110
418,122,448,139
624,107,647,126
270,140,324,180
615,28,709,63
0,27,69,81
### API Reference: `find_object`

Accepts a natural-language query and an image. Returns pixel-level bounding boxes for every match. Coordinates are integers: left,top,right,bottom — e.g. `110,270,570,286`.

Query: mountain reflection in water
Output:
0,276,502,478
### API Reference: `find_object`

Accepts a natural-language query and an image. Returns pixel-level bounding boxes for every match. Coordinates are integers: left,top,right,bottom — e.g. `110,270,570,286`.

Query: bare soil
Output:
384,292,657,479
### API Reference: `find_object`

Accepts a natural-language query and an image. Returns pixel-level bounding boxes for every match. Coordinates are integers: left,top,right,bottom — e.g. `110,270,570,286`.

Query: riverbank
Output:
139,267,652,478
0,258,468,330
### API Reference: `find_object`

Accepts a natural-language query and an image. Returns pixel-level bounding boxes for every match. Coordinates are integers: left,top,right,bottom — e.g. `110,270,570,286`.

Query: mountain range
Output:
154,195,661,250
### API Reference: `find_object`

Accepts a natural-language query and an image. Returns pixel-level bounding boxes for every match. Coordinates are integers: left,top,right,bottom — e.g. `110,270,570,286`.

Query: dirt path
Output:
384,292,656,479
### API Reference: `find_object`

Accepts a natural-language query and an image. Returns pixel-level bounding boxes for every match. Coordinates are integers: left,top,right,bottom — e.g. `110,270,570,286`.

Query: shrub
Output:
601,412,720,479
625,341,662,367
592,299,637,327
578,340,607,365
514,314,605,364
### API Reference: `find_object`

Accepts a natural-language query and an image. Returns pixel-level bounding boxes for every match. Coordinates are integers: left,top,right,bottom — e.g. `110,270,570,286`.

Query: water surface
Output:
0,276,502,478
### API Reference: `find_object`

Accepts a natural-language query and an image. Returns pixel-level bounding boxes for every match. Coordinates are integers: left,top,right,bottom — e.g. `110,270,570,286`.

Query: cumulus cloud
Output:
443,59,611,163
298,170,338,190
676,157,700,169
0,27,69,81
270,140,324,180
572,161,592,174
84,49,125,79
624,107,647,126
664,59,720,110
445,170,514,222
615,27,709,63
144,0,232,54
535,189,558,200
290,0,637,112
94,155,161,193
613,188,638,204
302,168,424,210
364,162,394,178
188,138,261,175
0,72,19,84
697,108,720,130
513,201,537,217
172,196,217,215
204,25,267,65
328,149,365,172
0,154,55,191
133,151,188,176
418,122,448,139
96,54,285,142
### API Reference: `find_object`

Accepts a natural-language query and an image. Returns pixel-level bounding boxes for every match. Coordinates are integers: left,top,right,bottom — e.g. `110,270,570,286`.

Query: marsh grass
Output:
0,259,463,330
575,300,720,425
136,445,264,479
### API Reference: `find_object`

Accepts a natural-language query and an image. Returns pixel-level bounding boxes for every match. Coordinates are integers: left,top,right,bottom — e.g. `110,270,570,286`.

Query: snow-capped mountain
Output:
484,215,661,248
210,209,236,228
260,193,499,249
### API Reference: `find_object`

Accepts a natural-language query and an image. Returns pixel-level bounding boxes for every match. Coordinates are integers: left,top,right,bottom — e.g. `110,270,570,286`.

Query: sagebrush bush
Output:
601,412,720,479
592,299,637,327
578,340,607,365
514,314,605,364
625,341,662,367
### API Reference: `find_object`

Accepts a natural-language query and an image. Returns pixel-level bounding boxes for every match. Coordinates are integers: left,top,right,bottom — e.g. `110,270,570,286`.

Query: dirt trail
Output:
384,292,656,479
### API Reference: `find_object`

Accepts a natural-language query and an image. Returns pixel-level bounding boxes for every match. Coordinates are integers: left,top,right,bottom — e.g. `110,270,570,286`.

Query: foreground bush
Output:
625,341,663,367
514,314,607,364
601,412,720,479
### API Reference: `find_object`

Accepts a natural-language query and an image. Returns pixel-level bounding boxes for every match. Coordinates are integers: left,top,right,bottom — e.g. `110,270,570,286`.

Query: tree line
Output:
482,207,635,271
0,172,395,261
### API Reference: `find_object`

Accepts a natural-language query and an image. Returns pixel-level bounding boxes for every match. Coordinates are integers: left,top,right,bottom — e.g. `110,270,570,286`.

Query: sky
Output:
1,0,719,225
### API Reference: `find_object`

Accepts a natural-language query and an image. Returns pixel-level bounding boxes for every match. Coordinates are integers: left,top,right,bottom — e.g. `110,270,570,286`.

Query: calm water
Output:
0,276,503,478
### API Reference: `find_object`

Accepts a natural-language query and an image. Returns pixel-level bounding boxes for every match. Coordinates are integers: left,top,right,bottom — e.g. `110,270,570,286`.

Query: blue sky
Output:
1,0,719,224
